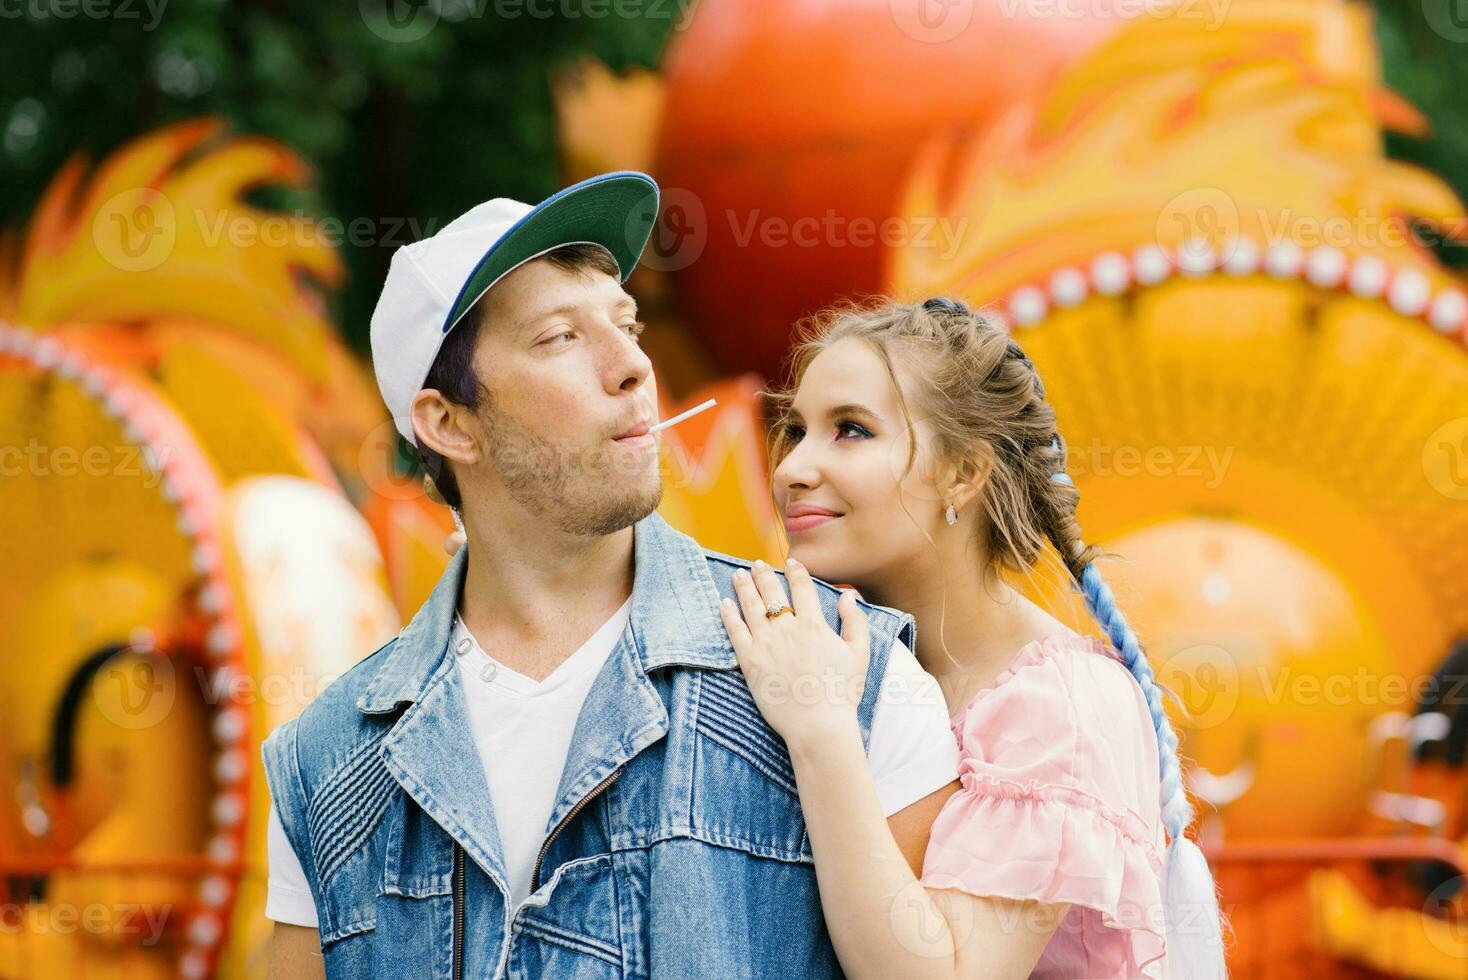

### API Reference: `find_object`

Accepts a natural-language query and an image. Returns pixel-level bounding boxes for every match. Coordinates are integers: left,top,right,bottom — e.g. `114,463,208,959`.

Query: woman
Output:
717,297,1227,978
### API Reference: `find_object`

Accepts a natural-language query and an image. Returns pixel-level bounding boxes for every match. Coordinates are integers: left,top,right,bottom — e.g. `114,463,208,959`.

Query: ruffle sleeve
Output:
919,633,1171,979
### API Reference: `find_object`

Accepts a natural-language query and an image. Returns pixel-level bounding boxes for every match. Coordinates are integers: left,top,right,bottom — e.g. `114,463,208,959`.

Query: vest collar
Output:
356,510,735,714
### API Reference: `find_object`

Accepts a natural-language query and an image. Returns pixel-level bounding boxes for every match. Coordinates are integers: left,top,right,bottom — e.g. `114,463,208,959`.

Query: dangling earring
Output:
944,503,958,526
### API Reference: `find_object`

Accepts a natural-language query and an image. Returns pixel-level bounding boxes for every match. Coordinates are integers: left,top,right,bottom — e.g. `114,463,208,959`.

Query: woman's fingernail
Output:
753,559,766,570
787,557,801,569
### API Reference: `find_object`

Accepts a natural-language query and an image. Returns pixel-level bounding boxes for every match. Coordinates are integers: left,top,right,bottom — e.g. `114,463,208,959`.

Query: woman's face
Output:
772,337,949,592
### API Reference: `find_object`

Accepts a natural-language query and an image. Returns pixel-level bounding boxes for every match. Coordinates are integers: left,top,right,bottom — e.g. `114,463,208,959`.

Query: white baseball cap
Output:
369,171,661,442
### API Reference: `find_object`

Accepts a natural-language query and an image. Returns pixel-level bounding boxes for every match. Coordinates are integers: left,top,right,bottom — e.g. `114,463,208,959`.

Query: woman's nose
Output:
774,440,821,492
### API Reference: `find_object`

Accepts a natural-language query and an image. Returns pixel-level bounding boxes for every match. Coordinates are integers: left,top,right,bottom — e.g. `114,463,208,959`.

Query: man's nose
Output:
606,324,652,394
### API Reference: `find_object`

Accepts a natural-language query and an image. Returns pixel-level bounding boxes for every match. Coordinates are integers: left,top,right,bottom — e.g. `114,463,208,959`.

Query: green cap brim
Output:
442,171,660,335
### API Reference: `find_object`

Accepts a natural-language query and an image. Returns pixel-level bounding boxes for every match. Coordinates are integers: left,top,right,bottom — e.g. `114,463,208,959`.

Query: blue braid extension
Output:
1050,440,1194,842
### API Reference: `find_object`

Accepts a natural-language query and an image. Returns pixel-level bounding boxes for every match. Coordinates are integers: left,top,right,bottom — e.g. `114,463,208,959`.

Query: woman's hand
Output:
717,557,871,749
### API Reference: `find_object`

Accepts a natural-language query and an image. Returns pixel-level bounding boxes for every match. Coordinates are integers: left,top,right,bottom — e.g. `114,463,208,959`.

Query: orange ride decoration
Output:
656,0,1123,381
0,121,398,979
879,0,1468,973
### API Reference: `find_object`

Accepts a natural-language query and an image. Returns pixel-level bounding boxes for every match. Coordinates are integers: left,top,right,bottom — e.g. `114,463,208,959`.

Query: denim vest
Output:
262,511,916,979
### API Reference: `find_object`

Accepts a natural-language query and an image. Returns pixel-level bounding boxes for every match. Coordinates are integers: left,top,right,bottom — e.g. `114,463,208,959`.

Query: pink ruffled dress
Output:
919,632,1171,979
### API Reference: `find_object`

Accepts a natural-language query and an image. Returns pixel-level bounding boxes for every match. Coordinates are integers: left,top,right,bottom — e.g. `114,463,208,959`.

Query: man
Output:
262,171,960,979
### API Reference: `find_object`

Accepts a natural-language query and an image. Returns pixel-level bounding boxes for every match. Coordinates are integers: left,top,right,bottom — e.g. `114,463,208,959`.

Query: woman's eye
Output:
783,423,806,441
835,421,873,440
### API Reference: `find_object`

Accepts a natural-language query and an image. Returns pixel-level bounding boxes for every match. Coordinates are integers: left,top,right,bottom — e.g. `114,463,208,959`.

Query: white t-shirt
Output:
265,602,957,926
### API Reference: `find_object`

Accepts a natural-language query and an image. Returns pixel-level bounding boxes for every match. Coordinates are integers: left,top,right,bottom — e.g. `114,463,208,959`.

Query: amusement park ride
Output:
3,0,1467,976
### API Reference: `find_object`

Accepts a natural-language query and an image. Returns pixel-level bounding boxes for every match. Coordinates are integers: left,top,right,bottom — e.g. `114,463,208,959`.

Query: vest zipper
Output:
453,841,465,980
530,764,625,893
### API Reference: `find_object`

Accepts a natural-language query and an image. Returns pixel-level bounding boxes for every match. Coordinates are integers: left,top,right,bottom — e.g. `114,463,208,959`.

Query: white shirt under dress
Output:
266,599,958,924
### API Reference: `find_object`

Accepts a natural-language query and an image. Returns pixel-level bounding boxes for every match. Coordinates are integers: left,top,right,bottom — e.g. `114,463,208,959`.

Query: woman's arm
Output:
721,560,1067,980
786,718,1067,980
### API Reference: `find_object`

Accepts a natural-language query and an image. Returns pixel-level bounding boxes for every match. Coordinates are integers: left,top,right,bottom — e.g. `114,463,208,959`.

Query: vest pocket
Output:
373,796,456,977
511,853,623,978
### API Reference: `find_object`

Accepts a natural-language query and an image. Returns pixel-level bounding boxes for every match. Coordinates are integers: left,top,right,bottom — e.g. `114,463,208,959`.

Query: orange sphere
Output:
657,0,1119,378
1105,517,1392,839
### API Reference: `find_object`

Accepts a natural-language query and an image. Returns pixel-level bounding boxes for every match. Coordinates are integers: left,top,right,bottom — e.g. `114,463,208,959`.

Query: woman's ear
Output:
410,389,480,467
947,444,992,513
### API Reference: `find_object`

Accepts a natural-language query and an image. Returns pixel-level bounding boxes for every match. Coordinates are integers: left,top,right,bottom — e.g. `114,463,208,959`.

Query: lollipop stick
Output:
650,398,717,434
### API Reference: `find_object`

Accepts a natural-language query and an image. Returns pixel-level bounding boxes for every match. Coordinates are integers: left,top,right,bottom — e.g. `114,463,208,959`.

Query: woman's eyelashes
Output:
782,419,874,442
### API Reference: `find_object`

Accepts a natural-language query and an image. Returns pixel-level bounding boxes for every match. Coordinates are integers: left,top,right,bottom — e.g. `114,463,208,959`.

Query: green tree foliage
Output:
0,0,680,345
1,0,1464,349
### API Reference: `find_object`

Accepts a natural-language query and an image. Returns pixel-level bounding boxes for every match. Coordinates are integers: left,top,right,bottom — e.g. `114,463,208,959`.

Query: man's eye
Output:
546,331,573,345
623,320,647,342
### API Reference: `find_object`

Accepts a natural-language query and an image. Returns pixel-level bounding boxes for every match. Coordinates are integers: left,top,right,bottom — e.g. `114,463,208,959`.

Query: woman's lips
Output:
784,513,839,534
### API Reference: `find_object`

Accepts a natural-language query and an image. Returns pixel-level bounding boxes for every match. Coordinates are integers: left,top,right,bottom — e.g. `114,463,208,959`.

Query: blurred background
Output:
2,0,1468,976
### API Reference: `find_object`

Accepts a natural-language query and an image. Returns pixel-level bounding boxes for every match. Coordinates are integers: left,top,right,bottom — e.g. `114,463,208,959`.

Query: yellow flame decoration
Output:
0,117,344,383
889,0,1464,305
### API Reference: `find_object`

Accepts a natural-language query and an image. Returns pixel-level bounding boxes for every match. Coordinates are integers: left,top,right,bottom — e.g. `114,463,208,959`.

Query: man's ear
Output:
410,389,480,467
